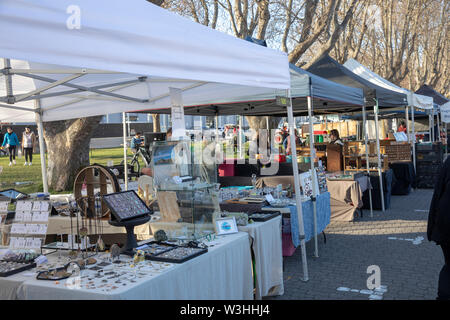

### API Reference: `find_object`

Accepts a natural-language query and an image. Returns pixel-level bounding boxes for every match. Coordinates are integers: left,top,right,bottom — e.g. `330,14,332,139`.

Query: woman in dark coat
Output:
428,156,450,300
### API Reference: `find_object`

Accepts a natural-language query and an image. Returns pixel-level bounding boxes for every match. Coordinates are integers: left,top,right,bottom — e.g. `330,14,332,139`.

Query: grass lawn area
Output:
0,147,128,195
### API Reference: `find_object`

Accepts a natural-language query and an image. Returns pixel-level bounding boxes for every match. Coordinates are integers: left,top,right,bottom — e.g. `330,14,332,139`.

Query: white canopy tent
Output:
343,58,434,172
0,0,312,281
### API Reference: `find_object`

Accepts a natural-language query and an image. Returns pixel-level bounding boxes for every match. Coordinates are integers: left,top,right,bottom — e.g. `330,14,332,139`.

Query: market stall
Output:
137,59,364,260
307,54,408,212
0,0,292,299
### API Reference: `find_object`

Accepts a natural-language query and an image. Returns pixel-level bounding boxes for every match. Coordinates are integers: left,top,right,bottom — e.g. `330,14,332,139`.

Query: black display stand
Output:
108,215,151,252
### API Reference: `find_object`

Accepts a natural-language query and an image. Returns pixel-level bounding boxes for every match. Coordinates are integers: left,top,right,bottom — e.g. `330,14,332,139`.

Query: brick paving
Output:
268,188,444,300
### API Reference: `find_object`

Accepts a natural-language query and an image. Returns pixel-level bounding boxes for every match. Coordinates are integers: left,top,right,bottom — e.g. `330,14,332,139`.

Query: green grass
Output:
0,147,129,195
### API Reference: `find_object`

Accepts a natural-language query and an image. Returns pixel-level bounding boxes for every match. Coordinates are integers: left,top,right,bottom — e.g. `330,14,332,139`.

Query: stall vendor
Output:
329,129,344,146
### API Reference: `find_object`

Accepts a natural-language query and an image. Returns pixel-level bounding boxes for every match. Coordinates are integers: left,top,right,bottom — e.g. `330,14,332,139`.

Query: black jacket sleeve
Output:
428,157,450,243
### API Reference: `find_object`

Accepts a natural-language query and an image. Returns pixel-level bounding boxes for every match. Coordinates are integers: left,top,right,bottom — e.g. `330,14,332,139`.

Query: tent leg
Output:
412,105,416,175
215,114,219,143
307,95,319,258
374,101,385,212
446,122,448,160
287,89,309,282
363,105,373,217
122,112,128,191
239,115,243,159
405,106,410,143
35,99,49,194
429,114,433,142
437,112,441,143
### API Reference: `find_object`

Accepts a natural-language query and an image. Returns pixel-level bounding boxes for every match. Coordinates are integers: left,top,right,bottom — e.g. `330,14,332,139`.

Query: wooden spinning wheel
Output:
73,164,121,219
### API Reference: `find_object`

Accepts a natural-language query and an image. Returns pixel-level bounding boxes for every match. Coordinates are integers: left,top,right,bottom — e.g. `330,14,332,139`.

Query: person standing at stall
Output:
22,126,36,166
1,127,20,166
329,129,344,146
428,156,450,300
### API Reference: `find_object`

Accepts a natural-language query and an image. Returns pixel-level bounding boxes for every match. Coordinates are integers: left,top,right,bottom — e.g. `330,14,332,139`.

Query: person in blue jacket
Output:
1,127,20,166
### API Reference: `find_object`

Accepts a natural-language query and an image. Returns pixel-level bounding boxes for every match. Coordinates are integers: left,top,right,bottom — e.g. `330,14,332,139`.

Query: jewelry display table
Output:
6,232,252,300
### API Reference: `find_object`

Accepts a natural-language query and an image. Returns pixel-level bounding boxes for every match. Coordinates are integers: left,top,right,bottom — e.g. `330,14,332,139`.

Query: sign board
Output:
441,102,450,123
170,87,186,140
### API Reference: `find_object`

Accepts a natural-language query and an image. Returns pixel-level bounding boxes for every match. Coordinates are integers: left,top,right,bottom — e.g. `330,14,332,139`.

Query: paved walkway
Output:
270,188,444,300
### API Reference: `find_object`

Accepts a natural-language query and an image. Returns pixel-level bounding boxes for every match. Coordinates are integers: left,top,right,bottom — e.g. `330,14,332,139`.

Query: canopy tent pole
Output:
215,114,219,143
374,100,385,212
446,122,448,160
405,106,410,143
239,115,243,159
35,98,49,194
362,105,373,217
429,113,433,142
122,112,129,191
437,111,441,142
411,105,416,175
287,89,309,282
307,94,319,258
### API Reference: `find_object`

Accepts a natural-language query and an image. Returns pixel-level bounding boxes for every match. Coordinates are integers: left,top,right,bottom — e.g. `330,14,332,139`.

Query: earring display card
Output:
7,200,50,250
0,201,9,212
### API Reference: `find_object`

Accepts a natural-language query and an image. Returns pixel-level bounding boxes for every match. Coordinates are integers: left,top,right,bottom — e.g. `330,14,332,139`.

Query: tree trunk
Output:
152,114,161,132
43,116,102,192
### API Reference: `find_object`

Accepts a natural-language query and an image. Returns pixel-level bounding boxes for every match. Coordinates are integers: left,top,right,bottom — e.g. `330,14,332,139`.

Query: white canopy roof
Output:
0,0,289,123
343,59,433,110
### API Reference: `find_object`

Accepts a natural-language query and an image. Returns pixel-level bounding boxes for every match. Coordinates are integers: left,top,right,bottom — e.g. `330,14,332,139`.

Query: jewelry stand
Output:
108,215,151,253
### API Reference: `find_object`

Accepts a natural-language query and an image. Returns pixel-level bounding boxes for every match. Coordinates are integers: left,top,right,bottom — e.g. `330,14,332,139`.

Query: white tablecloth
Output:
238,216,283,300
14,232,253,300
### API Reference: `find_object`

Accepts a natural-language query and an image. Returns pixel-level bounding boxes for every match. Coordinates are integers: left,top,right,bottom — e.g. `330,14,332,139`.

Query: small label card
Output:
10,223,27,234
0,201,9,212
40,201,50,212
16,201,33,212
14,211,25,222
23,212,33,222
10,237,26,249
32,211,49,222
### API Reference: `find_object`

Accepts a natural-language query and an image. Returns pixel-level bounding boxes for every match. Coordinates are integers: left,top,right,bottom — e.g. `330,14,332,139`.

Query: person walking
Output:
428,156,450,300
1,127,20,166
22,127,36,166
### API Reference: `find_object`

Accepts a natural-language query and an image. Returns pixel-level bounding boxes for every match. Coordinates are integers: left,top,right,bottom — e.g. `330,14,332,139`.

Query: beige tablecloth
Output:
238,216,283,299
326,178,366,222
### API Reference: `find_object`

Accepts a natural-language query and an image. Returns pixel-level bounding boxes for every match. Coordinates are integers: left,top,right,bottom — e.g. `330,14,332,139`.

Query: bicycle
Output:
120,145,152,177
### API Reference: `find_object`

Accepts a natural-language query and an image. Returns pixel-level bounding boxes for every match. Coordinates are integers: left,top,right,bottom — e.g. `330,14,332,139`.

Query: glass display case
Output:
149,139,221,241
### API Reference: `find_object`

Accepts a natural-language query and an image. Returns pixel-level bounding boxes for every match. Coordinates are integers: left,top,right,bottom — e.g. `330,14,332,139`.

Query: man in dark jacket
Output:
428,156,450,299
